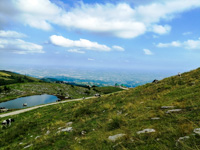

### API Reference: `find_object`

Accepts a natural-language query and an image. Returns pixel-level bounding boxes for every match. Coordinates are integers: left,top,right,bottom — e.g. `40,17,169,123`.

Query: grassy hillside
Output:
0,71,122,103
0,70,41,86
0,82,96,103
1,68,200,149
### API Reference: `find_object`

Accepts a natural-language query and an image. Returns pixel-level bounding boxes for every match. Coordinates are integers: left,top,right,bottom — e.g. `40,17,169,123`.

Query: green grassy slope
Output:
0,70,41,86
0,71,123,103
0,82,96,103
1,68,200,149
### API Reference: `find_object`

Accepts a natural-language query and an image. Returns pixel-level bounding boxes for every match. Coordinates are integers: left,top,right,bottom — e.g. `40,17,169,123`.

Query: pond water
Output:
0,94,60,109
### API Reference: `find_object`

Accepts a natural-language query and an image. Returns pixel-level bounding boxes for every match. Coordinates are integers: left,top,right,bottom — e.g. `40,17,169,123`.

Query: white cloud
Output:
50,35,111,51
0,0,62,31
0,29,44,54
157,38,200,50
143,49,153,55
67,49,85,54
0,30,26,38
151,25,171,34
157,41,181,48
184,39,200,49
1,0,200,38
112,45,125,51
88,58,95,61
0,38,44,54
50,35,125,53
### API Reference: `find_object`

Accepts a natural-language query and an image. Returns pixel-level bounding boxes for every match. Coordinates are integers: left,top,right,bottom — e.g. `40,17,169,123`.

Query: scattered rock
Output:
46,130,50,135
161,106,174,109
177,136,190,142
35,136,40,139
56,130,61,134
166,109,182,114
81,131,87,135
61,127,73,132
108,133,126,142
194,128,200,135
151,117,160,120
117,110,122,115
137,129,156,134
24,144,33,149
66,122,73,126
176,136,190,146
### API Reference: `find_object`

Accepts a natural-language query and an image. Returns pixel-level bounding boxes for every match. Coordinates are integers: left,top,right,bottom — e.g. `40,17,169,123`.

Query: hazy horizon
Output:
1,0,200,82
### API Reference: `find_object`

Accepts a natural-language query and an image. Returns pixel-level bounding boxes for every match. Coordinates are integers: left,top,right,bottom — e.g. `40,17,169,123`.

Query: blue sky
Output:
0,0,200,72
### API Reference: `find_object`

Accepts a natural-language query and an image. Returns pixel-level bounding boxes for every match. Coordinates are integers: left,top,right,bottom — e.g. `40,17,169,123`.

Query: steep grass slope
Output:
1,68,200,149
0,70,41,86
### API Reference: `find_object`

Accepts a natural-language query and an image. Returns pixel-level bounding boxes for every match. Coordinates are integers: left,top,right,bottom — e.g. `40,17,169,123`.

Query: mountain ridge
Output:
1,67,200,149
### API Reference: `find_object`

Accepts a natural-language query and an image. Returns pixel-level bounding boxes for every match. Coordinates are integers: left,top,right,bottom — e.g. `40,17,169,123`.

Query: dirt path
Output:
0,96,94,118
0,88,127,118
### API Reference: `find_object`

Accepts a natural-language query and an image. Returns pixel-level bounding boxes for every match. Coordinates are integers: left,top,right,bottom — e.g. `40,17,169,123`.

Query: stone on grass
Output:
108,133,126,142
117,110,122,115
166,109,182,114
66,122,73,126
151,117,160,120
194,128,200,135
35,136,40,139
81,131,87,135
46,130,50,135
61,127,73,132
137,129,156,134
161,106,174,109
24,144,33,149
177,136,190,142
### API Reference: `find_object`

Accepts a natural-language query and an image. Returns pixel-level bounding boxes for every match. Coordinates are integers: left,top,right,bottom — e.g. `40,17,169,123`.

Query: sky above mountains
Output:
0,0,200,72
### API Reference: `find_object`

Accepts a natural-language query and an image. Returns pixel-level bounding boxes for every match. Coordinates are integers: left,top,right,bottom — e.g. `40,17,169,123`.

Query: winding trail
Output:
0,96,94,118
0,88,129,118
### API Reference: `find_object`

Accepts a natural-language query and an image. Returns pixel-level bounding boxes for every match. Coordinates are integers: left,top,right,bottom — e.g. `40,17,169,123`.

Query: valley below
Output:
1,68,200,149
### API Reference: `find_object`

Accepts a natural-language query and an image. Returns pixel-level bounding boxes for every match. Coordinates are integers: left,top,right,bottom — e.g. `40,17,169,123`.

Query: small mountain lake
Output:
0,94,60,109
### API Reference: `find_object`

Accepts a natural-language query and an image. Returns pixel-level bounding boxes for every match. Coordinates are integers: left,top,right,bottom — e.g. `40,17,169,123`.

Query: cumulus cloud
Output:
0,30,26,38
112,45,125,51
157,41,181,48
151,25,171,34
0,30,44,54
50,35,111,51
67,49,85,54
143,49,153,55
157,38,200,50
50,35,125,52
0,38,44,54
1,0,200,38
0,0,62,30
